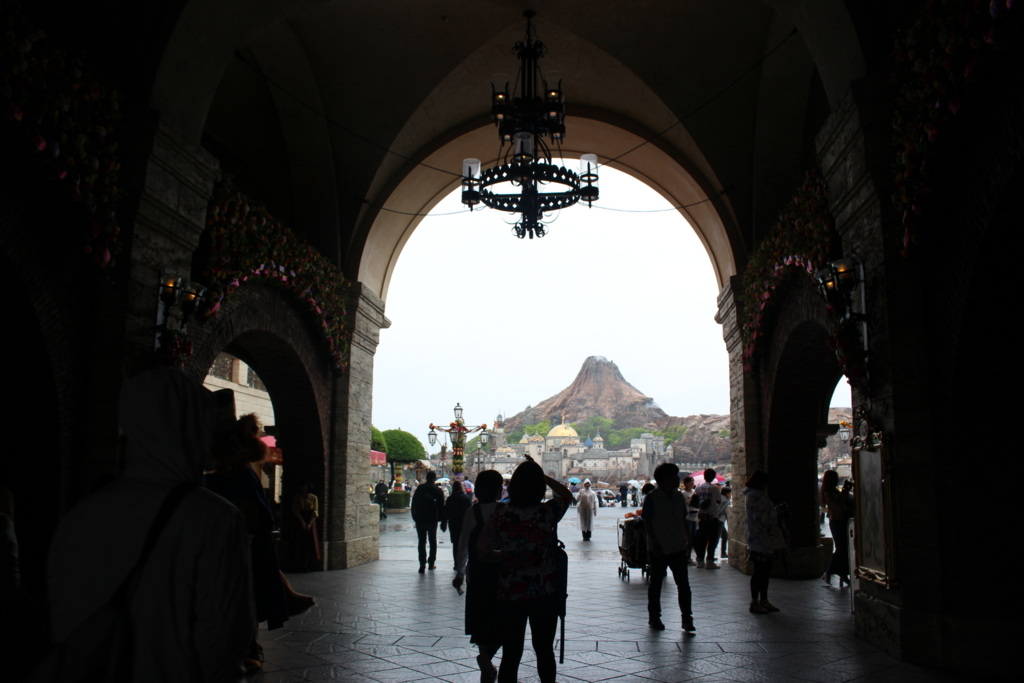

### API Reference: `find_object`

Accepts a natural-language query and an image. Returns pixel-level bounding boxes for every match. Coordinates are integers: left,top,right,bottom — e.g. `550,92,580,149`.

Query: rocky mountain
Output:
504,356,669,432
503,356,733,464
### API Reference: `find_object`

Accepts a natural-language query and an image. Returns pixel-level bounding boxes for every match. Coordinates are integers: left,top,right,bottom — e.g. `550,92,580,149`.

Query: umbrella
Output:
628,479,641,487
568,477,581,484
435,477,450,483
687,473,726,486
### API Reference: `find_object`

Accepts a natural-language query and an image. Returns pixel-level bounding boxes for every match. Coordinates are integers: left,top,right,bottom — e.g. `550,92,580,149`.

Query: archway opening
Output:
373,163,730,485
195,327,329,571
765,318,843,578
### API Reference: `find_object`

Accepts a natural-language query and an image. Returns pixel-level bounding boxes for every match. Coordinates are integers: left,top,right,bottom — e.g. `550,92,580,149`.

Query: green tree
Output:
371,425,388,452
659,425,688,447
381,429,426,463
571,415,614,441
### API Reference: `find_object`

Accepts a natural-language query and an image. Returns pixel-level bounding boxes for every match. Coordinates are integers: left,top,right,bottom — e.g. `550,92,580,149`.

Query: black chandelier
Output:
461,10,599,239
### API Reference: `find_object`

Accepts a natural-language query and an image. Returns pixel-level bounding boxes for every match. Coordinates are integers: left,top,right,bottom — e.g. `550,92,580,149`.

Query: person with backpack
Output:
643,462,695,633
411,470,446,573
477,457,572,683
441,480,472,570
453,470,505,683
692,468,723,569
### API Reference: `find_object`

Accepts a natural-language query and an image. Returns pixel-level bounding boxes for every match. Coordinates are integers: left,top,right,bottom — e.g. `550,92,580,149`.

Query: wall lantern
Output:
155,267,207,358
813,257,863,321
838,423,852,442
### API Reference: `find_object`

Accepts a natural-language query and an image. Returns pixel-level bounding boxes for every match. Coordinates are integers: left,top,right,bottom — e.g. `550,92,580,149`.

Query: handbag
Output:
29,482,197,683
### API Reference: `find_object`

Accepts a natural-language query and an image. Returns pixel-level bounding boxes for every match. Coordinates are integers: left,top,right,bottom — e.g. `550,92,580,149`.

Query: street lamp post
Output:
429,403,489,480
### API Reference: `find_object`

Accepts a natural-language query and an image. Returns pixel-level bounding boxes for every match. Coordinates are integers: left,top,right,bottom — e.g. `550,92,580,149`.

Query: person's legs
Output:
497,601,529,683
647,553,668,620
686,521,697,562
416,524,428,569
760,558,772,600
694,519,709,563
427,522,438,567
752,559,772,600
827,517,850,580
720,526,729,556
665,551,692,622
528,599,559,683
706,520,721,563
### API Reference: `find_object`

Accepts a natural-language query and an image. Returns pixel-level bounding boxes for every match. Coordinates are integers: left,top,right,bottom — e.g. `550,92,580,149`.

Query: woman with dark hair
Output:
743,469,785,614
453,470,505,683
478,458,573,683
821,470,853,587
292,481,321,572
207,413,289,671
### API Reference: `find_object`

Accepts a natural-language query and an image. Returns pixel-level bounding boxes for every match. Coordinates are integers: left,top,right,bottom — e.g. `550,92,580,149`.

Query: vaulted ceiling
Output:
145,0,868,294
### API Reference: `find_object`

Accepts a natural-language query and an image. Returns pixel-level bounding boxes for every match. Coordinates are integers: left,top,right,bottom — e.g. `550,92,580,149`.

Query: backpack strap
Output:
111,481,197,607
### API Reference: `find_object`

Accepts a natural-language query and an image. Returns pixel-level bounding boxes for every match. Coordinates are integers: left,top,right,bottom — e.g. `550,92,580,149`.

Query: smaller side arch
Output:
758,276,840,578
185,281,335,567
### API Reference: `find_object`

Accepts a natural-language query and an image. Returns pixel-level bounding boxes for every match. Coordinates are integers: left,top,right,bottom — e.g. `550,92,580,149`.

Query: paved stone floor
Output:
254,507,978,683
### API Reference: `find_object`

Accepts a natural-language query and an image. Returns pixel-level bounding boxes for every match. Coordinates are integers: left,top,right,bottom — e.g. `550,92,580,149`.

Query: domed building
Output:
544,420,579,450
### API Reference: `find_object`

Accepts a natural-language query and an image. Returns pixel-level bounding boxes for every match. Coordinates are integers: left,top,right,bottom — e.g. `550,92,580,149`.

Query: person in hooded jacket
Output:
576,479,598,540
47,367,255,683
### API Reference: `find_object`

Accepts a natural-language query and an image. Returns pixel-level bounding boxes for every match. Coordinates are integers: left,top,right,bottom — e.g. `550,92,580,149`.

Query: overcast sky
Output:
372,165,851,447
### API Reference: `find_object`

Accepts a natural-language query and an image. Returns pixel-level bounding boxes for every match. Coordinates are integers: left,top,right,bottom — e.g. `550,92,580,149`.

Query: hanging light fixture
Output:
461,10,599,239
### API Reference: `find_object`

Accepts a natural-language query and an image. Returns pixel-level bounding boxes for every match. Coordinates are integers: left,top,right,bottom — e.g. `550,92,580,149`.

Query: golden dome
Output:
496,446,516,453
519,434,529,444
528,434,545,442
547,422,579,438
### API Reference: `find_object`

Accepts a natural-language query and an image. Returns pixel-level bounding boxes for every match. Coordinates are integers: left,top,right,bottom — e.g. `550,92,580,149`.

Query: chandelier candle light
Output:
429,403,489,477
461,10,599,239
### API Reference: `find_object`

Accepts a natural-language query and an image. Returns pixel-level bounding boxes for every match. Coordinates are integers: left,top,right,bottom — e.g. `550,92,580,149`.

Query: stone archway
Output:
356,113,741,302
725,275,838,577
184,279,378,569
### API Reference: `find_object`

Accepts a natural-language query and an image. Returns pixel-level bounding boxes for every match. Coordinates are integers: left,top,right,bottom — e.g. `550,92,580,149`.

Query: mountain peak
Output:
505,357,666,431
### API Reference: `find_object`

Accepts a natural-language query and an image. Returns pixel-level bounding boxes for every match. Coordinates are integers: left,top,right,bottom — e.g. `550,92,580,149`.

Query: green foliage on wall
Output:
381,429,425,463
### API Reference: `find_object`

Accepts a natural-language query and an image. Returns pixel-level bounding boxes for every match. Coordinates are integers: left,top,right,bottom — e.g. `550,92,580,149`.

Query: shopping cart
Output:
617,517,649,581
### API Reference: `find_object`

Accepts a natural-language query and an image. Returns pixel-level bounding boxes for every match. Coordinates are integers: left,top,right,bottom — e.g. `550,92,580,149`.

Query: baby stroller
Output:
617,517,649,581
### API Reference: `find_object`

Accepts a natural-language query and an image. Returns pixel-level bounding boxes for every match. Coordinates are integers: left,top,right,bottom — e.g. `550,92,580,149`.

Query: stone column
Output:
79,118,218,491
124,119,219,375
325,282,390,568
816,74,940,663
715,275,761,574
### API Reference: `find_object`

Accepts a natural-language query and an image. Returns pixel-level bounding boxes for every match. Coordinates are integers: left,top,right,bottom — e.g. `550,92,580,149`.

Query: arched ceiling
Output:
171,0,865,297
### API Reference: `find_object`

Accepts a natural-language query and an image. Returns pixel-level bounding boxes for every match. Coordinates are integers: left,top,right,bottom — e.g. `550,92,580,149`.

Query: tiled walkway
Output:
255,508,972,683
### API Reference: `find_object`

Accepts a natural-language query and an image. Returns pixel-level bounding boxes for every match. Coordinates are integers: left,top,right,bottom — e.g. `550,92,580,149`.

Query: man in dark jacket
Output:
411,470,446,573
374,480,389,519
441,480,472,570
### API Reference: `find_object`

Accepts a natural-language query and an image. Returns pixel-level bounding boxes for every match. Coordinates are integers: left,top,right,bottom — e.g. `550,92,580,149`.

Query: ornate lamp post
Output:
429,403,489,479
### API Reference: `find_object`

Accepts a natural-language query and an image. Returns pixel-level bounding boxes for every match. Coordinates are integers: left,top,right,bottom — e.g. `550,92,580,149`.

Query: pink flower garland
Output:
1,6,123,267
740,168,838,370
891,0,1016,255
201,176,350,373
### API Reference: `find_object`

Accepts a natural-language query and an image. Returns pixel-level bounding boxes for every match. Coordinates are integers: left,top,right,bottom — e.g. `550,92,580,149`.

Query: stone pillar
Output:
816,74,940,664
715,275,761,574
79,118,218,490
124,120,219,375
325,282,390,568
